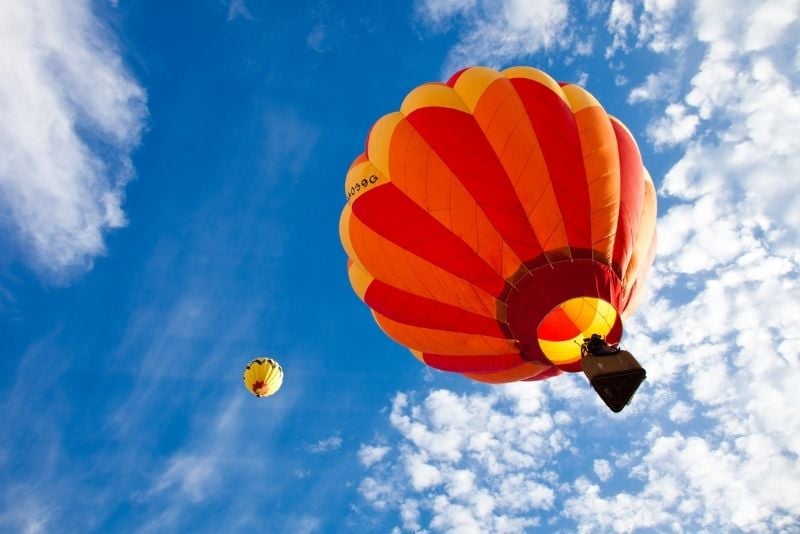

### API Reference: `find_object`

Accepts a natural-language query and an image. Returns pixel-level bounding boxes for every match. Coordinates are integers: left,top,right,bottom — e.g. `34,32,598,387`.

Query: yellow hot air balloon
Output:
243,357,284,397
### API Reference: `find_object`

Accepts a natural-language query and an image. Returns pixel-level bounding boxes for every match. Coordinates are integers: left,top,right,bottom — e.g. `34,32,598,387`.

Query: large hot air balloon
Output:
339,66,656,412
243,357,284,398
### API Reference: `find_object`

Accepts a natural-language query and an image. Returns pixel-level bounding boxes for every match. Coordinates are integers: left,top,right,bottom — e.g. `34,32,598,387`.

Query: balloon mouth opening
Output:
536,297,618,365
252,381,270,397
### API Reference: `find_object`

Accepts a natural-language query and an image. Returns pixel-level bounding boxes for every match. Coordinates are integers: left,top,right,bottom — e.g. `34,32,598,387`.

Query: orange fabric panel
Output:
610,117,646,278
346,202,500,318
404,105,545,262
385,114,524,280
454,72,570,263
564,87,620,266
623,224,657,318
351,181,507,296
373,311,516,356
623,173,657,296
509,77,592,254
463,361,552,383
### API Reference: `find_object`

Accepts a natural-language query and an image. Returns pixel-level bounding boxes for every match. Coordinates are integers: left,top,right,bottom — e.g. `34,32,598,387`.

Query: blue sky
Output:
1,0,799,532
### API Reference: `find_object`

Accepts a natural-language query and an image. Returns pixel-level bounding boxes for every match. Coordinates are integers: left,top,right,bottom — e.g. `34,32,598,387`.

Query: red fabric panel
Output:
611,120,645,278
536,305,582,341
352,184,506,295
446,68,469,87
363,280,505,336
405,107,544,262
510,78,592,251
422,352,527,373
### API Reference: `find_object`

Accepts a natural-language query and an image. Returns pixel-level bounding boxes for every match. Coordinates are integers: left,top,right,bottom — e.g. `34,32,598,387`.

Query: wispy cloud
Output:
262,108,320,184
0,0,146,282
605,0,693,57
305,435,344,454
414,0,571,74
227,0,254,21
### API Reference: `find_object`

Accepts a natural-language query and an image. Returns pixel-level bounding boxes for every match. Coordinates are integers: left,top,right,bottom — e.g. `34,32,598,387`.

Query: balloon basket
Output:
581,350,646,413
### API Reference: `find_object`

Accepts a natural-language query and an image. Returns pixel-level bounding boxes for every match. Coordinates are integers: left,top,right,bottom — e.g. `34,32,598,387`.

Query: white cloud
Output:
636,0,688,52
628,70,679,103
358,387,574,531
607,0,692,56
667,401,693,423
358,445,390,467
415,0,570,74
606,0,635,56
306,435,344,454
593,459,613,481
646,103,700,147
0,0,146,282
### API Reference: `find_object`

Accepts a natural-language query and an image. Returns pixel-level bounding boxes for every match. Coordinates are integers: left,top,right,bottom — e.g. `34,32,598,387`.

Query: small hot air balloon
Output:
243,357,284,398
340,66,657,412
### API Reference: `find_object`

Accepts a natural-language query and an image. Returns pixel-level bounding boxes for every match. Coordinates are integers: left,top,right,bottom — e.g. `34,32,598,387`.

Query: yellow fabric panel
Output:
561,297,616,331
537,337,582,364
623,170,657,294
346,208,499,317
561,83,602,113
373,311,516,356
450,66,504,111
366,112,404,178
464,361,551,383
339,203,363,271
400,83,470,116
347,259,373,301
501,66,569,105
385,115,523,280
459,73,570,263
569,103,620,265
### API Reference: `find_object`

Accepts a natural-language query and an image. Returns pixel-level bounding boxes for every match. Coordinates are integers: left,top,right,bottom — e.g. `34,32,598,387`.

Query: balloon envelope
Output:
243,357,284,397
340,66,656,384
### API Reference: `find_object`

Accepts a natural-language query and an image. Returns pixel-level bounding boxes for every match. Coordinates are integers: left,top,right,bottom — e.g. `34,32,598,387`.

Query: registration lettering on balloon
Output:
346,174,379,203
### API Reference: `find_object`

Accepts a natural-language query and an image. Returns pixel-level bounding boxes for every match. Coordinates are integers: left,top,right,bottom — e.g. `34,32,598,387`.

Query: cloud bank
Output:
0,0,147,282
